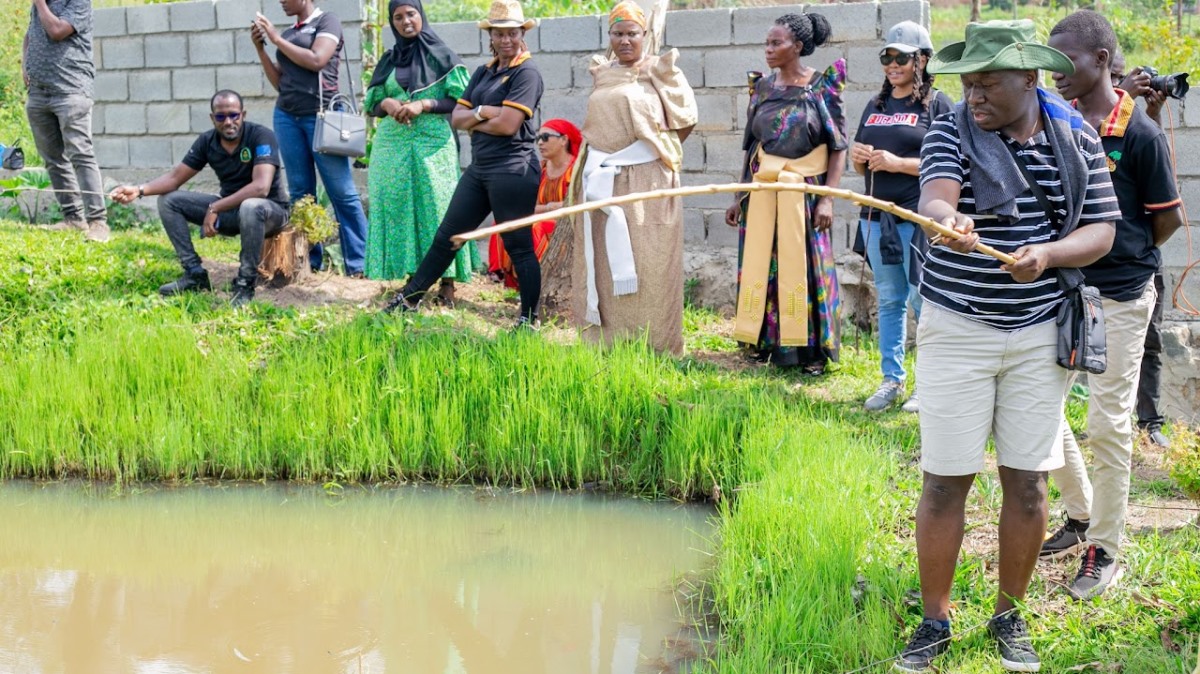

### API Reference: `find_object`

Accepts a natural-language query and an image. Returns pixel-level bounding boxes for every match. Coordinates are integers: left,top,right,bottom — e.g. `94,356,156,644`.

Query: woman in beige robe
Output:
571,1,697,356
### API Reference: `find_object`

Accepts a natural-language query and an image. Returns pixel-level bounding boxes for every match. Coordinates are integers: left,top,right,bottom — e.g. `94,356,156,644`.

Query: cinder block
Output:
242,99,276,128
675,48,705,89
189,33,235,66
323,0,365,22
129,70,172,102
694,93,735,132
706,210,740,248
703,134,745,174
703,47,766,88
1169,130,1200,176
537,53,573,90
95,136,130,168
879,0,927,35
145,34,189,68
733,5,805,46
682,172,737,210
847,45,888,85
809,46,846,77
103,37,146,70
665,8,732,48
216,0,263,30
682,136,705,172
736,92,750,129
94,72,129,102
146,103,193,134
130,137,175,168
539,16,603,53
843,89,879,137
809,2,879,43
684,209,707,244
537,92,588,129
105,104,147,134
435,21,482,56
93,8,127,38
235,34,263,65
172,135,197,162
173,67,217,101
126,5,171,34
169,1,217,32
92,105,106,134
571,54,600,91
216,65,266,98
343,29,362,61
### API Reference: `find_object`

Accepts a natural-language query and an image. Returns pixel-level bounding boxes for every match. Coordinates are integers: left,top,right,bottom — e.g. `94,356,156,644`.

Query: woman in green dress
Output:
365,0,478,303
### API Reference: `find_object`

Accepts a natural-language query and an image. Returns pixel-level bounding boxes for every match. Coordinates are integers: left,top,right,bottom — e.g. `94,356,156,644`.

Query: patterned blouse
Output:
742,58,848,167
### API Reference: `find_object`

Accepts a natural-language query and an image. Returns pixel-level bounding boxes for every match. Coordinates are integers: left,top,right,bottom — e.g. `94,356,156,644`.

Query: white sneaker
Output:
901,386,919,413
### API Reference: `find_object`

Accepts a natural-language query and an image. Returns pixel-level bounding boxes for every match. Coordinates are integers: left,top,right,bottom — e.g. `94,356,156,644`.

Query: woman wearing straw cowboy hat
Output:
383,0,546,329
896,19,1118,674
570,1,698,355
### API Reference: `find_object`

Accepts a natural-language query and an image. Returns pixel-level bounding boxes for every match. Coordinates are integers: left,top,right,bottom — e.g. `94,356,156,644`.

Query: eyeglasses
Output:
536,132,563,143
879,53,915,66
212,112,242,122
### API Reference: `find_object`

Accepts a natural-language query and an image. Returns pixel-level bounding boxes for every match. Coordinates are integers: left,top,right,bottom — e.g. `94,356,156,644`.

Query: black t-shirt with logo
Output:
1084,95,1181,301
182,121,289,208
457,56,544,173
854,90,953,218
276,10,343,116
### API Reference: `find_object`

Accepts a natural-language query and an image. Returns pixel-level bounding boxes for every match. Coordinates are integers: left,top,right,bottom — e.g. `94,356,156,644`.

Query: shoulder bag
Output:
1005,142,1107,374
313,45,367,159
1,141,25,171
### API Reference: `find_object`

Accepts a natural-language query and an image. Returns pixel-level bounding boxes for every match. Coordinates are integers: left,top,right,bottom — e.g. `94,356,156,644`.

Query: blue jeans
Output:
860,218,923,383
273,108,368,275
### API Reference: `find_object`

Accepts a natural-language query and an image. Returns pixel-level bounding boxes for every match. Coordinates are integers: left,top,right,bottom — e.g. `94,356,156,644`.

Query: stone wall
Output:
89,0,1200,422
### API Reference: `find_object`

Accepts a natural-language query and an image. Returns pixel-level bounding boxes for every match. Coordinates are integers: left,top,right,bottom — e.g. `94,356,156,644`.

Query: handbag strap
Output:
317,42,357,114
1002,140,1086,291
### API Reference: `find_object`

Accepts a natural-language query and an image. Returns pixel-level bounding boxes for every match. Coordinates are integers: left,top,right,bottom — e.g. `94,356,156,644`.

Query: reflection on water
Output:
0,482,714,674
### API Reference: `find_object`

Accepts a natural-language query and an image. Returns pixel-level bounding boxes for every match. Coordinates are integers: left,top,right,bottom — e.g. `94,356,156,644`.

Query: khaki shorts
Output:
916,304,1071,476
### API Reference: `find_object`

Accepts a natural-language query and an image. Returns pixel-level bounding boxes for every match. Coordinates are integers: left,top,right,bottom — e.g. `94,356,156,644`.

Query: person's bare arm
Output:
1151,208,1185,247
109,164,201,203
251,24,283,91
255,15,338,73
919,177,976,251
32,0,76,42
451,104,493,131
473,106,527,137
676,125,695,143
1003,222,1116,283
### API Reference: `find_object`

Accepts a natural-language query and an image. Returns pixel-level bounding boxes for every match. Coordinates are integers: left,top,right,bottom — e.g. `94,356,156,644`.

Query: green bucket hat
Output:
928,19,1074,75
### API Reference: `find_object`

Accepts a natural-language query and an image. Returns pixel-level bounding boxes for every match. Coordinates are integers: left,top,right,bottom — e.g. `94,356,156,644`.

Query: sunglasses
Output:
536,132,563,143
879,53,915,67
212,112,242,122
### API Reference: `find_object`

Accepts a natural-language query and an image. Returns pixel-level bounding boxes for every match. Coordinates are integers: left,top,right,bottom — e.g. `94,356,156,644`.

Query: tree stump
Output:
257,227,310,288
539,219,575,321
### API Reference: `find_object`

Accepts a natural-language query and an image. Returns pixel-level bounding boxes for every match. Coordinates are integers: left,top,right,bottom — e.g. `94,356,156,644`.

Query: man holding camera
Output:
109,90,288,308
1112,52,1175,449
1043,11,1185,600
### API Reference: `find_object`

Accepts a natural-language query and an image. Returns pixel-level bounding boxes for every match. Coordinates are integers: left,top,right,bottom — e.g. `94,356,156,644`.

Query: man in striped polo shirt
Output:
1041,11,1184,600
894,21,1118,673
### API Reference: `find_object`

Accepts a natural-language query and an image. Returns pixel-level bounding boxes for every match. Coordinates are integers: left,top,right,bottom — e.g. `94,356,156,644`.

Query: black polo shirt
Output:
276,9,343,116
854,90,953,217
1080,90,1181,301
182,121,288,208
457,54,544,172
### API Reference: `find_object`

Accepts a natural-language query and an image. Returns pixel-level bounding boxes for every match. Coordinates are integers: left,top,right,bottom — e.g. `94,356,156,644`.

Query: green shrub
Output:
1169,425,1200,502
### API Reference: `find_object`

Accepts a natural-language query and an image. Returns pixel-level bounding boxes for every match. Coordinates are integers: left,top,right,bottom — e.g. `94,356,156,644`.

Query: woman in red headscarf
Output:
488,118,582,289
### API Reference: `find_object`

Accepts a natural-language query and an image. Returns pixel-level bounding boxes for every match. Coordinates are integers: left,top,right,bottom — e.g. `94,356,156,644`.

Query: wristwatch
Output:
137,185,145,198
473,106,486,122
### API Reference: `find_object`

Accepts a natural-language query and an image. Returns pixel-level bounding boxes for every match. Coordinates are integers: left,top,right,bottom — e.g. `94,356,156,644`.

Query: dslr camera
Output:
1141,66,1190,100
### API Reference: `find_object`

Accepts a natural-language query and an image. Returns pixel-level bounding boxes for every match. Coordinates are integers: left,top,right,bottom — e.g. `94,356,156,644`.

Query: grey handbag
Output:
313,46,366,158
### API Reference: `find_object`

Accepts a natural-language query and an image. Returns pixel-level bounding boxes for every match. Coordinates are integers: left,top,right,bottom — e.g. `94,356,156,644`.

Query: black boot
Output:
159,268,211,296
230,275,256,308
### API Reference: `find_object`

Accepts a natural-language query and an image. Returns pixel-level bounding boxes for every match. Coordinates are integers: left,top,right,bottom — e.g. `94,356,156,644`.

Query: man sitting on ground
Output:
110,90,288,307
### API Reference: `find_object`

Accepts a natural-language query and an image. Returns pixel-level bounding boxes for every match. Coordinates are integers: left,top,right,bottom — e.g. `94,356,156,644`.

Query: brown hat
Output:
478,0,538,31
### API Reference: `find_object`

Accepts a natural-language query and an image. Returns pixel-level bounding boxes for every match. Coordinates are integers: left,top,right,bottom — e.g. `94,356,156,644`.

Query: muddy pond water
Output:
0,482,715,674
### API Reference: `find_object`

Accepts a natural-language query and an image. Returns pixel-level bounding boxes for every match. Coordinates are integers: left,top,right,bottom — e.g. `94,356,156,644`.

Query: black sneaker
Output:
1067,545,1122,601
230,276,255,308
988,612,1040,672
158,269,211,297
1039,516,1089,560
893,619,951,672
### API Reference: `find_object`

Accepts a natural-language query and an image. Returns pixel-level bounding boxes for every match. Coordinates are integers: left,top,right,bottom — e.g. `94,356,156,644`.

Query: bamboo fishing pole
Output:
452,181,1018,266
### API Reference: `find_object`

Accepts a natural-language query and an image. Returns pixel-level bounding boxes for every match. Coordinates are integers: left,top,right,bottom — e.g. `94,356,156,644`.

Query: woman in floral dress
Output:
365,0,477,303
724,12,847,374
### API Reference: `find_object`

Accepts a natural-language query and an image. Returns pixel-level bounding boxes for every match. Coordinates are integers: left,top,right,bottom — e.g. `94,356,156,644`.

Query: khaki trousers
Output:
1051,282,1157,558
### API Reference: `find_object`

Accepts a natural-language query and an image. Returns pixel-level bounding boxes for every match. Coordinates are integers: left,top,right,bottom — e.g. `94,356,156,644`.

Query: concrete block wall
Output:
92,0,365,172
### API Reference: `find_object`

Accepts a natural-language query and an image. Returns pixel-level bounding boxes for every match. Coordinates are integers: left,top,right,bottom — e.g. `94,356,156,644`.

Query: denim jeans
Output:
860,218,923,382
158,190,286,280
273,108,368,275
25,86,106,222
